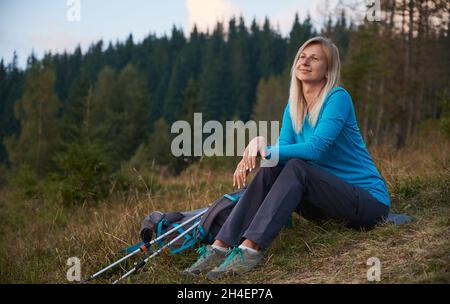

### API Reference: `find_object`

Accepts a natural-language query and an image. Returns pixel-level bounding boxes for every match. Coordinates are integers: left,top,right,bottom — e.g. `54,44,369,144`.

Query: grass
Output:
0,129,449,284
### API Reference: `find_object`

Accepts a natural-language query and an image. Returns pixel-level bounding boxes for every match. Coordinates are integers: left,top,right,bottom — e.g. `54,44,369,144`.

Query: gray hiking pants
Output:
215,158,389,250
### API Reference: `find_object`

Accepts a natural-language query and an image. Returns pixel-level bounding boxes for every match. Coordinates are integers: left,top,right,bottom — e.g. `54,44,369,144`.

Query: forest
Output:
1,1,448,190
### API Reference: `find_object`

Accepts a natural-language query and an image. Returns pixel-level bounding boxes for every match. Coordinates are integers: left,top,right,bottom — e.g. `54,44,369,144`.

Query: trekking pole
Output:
81,208,208,283
112,220,201,284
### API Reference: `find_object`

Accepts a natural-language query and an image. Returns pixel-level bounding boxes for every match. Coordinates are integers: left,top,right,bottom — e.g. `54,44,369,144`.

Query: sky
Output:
0,0,364,68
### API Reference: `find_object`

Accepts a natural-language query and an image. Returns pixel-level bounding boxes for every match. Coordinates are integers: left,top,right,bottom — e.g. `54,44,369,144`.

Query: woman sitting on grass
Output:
182,36,391,280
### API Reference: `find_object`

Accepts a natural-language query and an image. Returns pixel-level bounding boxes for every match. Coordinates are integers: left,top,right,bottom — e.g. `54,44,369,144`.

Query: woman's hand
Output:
242,136,267,171
233,159,248,189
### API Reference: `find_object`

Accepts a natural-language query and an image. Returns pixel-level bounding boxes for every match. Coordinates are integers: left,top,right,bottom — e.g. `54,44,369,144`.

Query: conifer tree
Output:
4,61,62,176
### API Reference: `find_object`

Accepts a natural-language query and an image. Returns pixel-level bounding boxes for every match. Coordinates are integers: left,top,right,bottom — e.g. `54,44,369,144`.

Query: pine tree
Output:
83,40,105,83
4,61,62,176
0,59,8,163
342,22,390,145
163,27,199,123
117,63,151,153
130,117,175,170
90,64,150,167
177,78,201,167
61,69,90,144
180,78,200,123
229,16,253,120
287,13,315,65
151,36,172,123
0,53,23,165
333,10,351,61
198,21,231,122
252,74,288,123
117,34,135,71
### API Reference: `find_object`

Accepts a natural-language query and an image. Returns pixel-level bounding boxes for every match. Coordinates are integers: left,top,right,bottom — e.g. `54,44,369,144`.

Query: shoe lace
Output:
221,246,244,268
195,244,209,260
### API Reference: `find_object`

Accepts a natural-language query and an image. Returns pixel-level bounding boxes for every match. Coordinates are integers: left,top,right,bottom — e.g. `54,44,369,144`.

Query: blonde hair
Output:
289,36,341,133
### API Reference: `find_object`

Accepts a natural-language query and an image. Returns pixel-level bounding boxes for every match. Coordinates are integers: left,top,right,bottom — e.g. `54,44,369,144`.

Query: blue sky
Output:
0,0,360,68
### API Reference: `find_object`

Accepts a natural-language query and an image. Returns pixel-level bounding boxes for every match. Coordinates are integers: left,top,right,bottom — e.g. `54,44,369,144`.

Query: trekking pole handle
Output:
112,220,202,284
83,207,209,283
146,207,208,248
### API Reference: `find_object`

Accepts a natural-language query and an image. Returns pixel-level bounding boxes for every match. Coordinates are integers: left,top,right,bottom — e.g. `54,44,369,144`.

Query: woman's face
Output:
295,43,328,84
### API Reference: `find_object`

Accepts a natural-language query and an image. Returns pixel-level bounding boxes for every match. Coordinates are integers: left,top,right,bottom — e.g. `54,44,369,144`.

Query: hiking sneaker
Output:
181,244,229,277
206,246,263,280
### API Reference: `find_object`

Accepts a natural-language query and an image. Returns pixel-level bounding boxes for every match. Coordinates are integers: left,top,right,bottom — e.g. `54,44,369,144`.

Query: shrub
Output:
53,141,112,205
7,163,40,199
112,165,160,194
0,164,8,187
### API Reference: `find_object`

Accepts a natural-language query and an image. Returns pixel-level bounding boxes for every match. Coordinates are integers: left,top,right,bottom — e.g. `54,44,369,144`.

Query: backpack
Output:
139,188,246,254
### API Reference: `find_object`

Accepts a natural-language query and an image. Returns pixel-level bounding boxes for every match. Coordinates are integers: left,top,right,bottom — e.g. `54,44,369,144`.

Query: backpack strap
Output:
198,188,247,238
169,219,203,254
223,187,246,202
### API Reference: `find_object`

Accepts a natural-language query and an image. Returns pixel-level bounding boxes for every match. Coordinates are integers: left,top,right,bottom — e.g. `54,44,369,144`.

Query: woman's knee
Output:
256,164,279,176
283,158,309,179
253,165,282,185
285,158,308,168
256,165,272,175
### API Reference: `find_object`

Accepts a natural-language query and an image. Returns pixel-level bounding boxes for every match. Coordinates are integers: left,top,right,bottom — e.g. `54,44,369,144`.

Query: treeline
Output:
0,1,449,204
0,14,320,174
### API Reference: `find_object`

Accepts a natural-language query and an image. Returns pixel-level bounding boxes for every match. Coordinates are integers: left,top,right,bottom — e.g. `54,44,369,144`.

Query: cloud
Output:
185,0,242,33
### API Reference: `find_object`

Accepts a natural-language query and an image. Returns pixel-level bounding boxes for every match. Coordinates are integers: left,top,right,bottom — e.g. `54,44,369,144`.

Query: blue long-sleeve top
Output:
266,86,391,207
